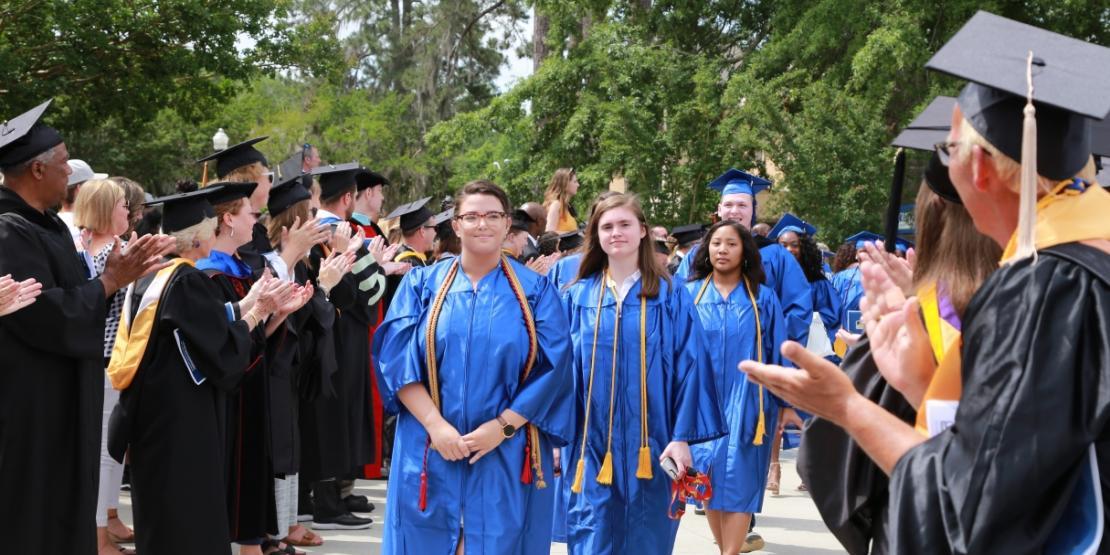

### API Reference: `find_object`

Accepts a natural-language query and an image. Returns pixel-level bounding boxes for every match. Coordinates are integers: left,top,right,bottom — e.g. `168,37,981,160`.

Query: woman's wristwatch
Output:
496,415,516,438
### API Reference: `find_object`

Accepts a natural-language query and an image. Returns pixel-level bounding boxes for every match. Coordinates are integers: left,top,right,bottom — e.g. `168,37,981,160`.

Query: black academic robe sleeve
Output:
161,267,256,392
887,245,1110,555
798,337,916,555
0,212,106,358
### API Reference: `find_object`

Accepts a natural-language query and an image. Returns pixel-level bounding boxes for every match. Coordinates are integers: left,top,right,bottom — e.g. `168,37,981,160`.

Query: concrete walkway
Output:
115,450,846,554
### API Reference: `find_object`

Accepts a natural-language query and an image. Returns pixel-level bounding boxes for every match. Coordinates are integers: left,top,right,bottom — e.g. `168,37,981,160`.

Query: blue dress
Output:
548,252,582,291
562,273,725,555
372,258,574,554
684,276,787,513
831,267,864,334
675,243,812,344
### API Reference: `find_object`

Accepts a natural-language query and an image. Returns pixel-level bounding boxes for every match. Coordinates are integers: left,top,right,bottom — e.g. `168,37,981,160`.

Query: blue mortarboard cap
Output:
894,237,914,252
845,231,882,249
769,213,818,239
707,168,772,197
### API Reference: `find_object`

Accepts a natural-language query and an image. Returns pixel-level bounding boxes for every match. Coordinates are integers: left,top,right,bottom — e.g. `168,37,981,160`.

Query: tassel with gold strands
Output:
696,275,767,445
595,275,621,486
201,161,209,188
571,280,607,494
634,295,653,480
1012,50,1039,263
419,256,546,511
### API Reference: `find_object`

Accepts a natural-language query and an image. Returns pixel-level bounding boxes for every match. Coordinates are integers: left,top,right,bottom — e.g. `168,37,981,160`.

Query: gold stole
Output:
695,274,767,445
107,258,195,390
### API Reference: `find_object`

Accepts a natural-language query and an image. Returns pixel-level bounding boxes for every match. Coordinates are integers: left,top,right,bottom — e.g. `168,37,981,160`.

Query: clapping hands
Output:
0,275,42,316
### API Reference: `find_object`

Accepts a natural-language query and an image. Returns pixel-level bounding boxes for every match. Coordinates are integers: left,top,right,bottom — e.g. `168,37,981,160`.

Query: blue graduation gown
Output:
547,252,582,542
562,274,725,555
548,252,582,290
831,267,863,333
372,259,574,555
675,243,812,344
684,277,787,513
811,278,842,350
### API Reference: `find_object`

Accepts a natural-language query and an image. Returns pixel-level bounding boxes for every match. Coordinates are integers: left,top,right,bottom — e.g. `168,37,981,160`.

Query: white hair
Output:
169,217,217,253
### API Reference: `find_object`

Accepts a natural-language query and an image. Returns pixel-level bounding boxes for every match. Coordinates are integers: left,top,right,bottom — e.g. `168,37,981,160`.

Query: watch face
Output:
502,424,516,438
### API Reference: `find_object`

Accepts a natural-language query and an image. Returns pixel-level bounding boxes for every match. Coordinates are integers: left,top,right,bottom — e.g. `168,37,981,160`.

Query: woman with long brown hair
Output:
544,167,580,233
561,193,724,554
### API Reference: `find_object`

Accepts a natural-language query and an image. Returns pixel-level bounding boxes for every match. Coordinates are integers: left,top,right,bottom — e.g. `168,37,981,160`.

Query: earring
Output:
229,227,236,239
192,240,201,249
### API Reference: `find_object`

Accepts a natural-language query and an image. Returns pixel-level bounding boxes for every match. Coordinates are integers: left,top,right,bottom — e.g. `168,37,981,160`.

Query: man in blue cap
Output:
675,168,813,345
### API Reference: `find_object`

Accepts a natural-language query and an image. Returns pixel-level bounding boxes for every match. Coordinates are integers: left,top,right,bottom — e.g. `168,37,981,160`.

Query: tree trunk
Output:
533,7,549,73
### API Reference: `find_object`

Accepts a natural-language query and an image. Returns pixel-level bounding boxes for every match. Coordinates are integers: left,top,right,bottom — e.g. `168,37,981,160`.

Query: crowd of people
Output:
1,9,1108,555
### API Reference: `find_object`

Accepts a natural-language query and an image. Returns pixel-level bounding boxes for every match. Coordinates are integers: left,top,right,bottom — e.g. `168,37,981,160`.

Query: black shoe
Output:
344,494,375,514
311,513,373,530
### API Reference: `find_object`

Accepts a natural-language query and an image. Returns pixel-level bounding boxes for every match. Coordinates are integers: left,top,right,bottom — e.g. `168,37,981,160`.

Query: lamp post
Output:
212,128,229,151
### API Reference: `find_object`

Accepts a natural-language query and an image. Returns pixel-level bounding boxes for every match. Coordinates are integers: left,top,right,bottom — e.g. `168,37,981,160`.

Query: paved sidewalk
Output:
115,450,846,554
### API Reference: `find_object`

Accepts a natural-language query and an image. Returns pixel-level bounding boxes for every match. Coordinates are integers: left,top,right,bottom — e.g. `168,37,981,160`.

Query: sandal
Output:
282,527,324,547
261,539,304,555
766,462,781,495
106,514,136,544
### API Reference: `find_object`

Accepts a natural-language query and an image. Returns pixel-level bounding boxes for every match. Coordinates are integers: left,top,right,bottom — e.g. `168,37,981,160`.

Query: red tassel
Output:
419,470,428,511
520,443,533,484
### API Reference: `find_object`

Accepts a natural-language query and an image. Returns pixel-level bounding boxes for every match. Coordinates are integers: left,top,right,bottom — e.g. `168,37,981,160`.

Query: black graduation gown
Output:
237,222,274,277
887,244,1110,554
300,245,384,480
115,264,254,555
206,270,278,541
0,187,106,554
797,337,916,555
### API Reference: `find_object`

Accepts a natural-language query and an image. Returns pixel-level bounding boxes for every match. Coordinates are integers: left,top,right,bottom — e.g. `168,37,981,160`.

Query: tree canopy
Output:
3,0,1107,242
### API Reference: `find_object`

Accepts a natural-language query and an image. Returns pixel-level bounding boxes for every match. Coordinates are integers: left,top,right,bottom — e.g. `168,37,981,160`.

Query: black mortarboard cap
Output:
357,169,389,190
891,96,956,151
385,197,434,232
196,136,270,178
0,99,64,167
653,238,670,255
670,223,705,247
1092,114,1110,159
278,154,304,184
926,11,1110,180
433,208,455,240
511,208,534,231
892,96,962,204
312,162,374,200
146,185,226,233
204,182,257,207
558,230,584,252
268,173,312,216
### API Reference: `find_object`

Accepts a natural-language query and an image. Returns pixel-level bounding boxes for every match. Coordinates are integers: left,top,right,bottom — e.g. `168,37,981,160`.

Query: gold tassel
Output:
636,446,654,479
596,451,614,485
570,458,586,493
752,385,766,446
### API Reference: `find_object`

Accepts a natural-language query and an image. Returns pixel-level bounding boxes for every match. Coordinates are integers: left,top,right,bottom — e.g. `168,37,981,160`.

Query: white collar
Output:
606,270,642,304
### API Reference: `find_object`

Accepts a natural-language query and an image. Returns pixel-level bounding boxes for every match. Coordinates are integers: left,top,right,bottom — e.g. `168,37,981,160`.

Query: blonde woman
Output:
544,168,580,232
73,178,136,555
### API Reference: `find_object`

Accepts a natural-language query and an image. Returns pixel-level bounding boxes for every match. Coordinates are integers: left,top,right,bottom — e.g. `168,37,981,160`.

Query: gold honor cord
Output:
695,274,766,446
571,272,650,494
420,256,545,511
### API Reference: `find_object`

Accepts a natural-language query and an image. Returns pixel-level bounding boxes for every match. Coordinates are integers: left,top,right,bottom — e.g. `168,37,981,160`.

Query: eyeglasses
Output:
455,211,507,226
935,141,990,162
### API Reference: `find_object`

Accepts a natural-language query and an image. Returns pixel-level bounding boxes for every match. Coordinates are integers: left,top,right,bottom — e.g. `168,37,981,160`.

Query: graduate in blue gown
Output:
561,193,725,555
770,214,841,362
682,220,787,555
373,180,574,555
831,232,878,337
673,170,811,345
